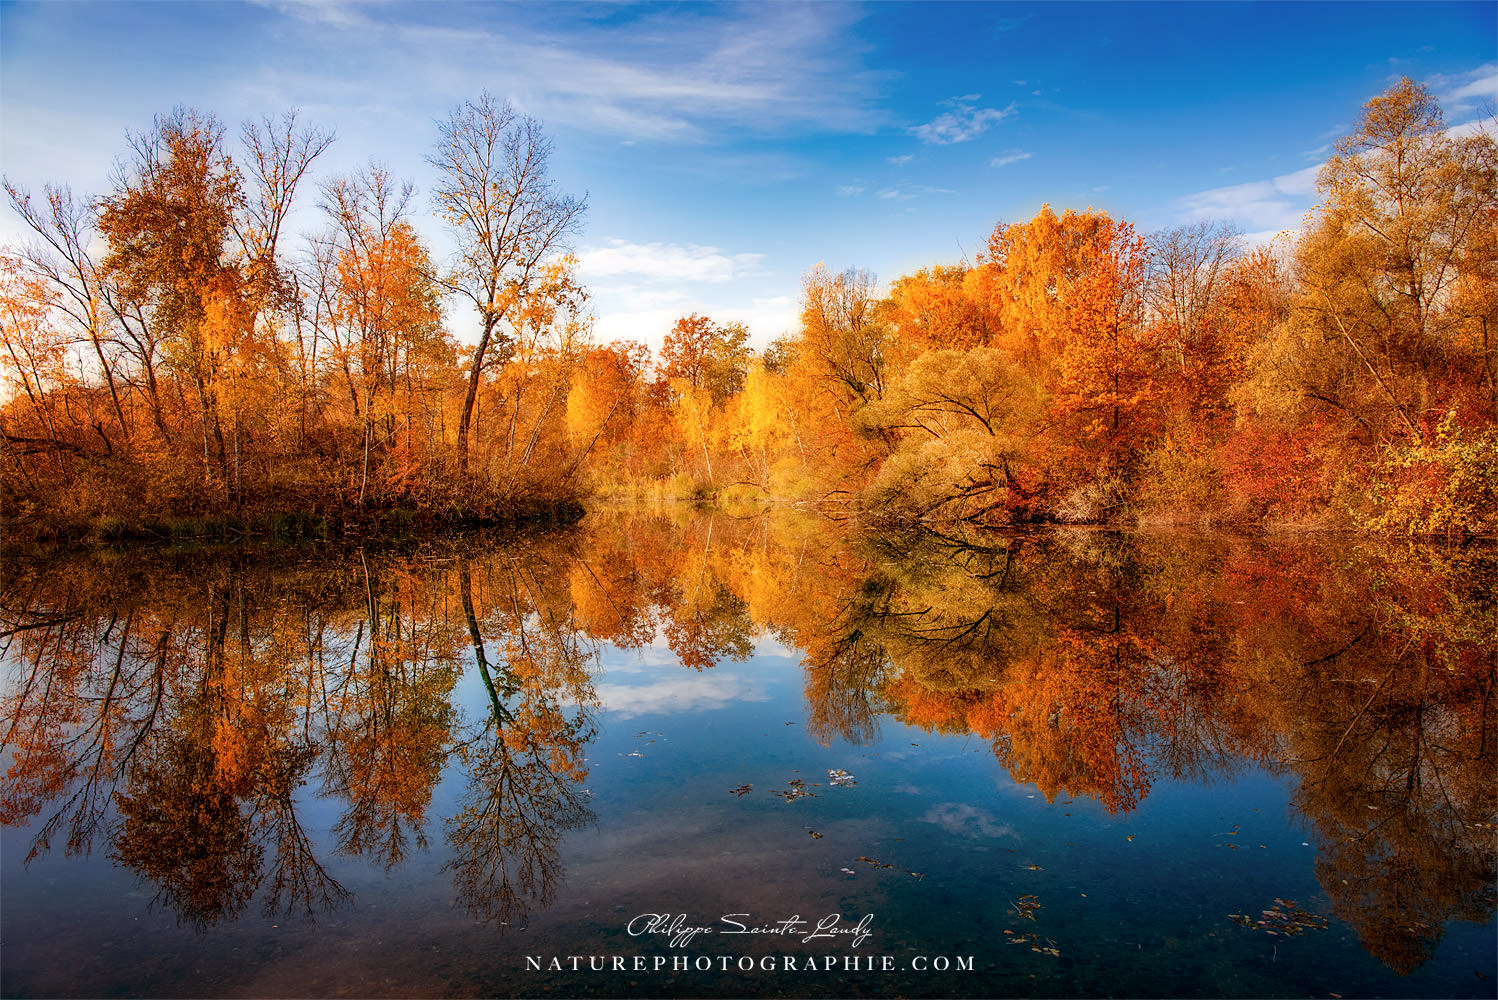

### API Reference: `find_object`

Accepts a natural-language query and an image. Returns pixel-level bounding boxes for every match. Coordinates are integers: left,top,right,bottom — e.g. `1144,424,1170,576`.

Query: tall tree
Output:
879,263,998,351
319,165,444,504
97,108,246,485
798,264,893,405
659,313,752,405
1290,78,1498,442
428,93,586,477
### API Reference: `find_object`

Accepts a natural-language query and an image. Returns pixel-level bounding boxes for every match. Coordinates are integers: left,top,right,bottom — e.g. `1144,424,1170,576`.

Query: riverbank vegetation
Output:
3,96,587,541
3,80,1494,541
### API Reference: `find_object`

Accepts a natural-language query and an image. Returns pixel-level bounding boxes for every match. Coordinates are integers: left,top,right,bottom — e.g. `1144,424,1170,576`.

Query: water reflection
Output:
2,510,1493,976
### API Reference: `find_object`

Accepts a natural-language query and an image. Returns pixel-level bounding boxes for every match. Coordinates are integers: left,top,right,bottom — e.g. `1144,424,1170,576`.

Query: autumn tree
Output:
797,264,895,405
237,111,335,310
3,185,136,446
0,255,73,466
879,263,998,351
861,348,1045,523
317,165,446,503
565,339,650,478
1288,78,1498,443
97,109,248,487
428,93,587,478
1146,220,1246,415
659,313,752,405
975,207,1161,518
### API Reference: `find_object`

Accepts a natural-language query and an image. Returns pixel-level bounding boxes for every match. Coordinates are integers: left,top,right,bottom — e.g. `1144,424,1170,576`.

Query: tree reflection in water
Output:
2,511,1493,972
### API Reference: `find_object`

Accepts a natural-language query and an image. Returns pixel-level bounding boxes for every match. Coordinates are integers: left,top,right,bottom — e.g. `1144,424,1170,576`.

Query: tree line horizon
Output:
2,78,1494,542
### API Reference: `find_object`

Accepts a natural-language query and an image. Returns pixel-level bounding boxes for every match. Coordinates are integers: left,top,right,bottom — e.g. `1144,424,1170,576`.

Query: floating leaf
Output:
1228,899,1328,937
772,778,817,801
730,784,752,797
827,768,857,787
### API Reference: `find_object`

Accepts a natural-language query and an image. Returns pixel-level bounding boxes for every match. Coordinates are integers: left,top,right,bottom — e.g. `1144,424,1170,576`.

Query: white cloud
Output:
875,183,959,201
1427,62,1498,115
258,3,891,144
578,240,766,284
719,295,799,343
1448,118,1498,140
990,150,1032,167
592,307,689,351
1271,164,1320,197
921,803,1018,840
886,154,915,166
595,673,771,718
1174,164,1321,233
836,184,866,197
911,98,1016,145
577,240,788,352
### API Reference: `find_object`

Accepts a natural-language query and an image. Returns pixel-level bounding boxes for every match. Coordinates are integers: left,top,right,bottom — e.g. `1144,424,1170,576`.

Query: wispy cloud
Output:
259,3,891,144
875,183,960,201
921,803,1018,840
886,154,915,166
836,184,866,197
579,240,766,284
1427,61,1498,117
1174,164,1321,233
990,150,1032,167
577,240,785,350
911,97,1016,145
595,673,771,718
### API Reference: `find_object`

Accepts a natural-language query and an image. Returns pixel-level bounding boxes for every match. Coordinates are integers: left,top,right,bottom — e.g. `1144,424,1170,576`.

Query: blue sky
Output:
2,1,1495,352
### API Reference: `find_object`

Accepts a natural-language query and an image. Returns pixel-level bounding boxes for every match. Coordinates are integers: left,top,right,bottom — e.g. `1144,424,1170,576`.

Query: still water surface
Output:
2,508,1494,998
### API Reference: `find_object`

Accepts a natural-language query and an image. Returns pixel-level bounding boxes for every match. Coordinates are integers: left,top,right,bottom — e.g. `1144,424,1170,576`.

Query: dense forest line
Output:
2,79,1494,541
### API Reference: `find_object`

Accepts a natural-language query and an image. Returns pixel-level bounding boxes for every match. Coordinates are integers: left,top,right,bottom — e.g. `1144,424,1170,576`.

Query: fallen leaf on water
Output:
1020,864,1043,871
729,784,752,796
773,779,817,801
808,830,823,839
1228,899,1329,937
1012,894,1041,920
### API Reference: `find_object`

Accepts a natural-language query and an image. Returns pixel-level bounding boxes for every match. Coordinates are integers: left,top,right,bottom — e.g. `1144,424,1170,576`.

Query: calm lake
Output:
2,507,1494,998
